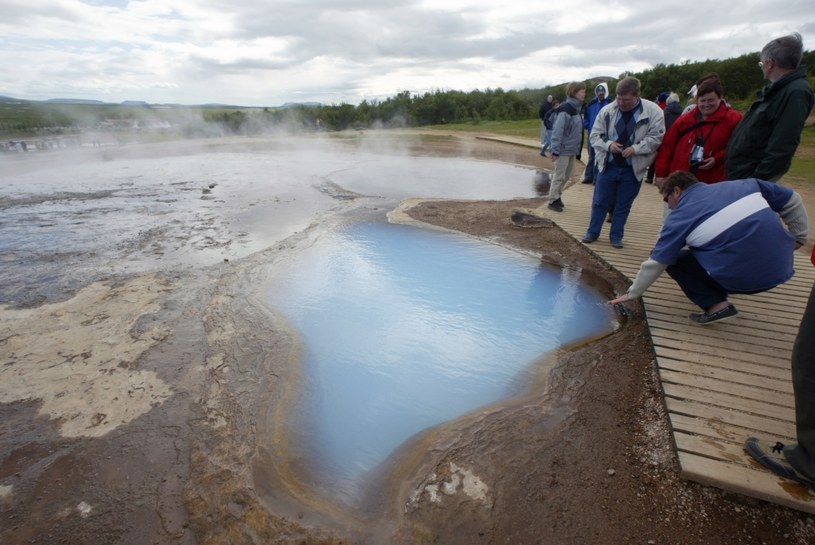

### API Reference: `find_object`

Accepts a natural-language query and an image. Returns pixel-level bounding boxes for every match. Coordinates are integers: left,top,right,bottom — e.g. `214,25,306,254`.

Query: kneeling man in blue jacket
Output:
609,171,808,324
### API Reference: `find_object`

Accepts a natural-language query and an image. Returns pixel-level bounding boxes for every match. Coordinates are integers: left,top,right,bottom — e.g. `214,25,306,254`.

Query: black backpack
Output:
543,107,558,130
544,102,579,130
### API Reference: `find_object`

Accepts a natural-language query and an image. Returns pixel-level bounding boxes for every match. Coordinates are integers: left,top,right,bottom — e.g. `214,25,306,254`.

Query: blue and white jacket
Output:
628,179,808,298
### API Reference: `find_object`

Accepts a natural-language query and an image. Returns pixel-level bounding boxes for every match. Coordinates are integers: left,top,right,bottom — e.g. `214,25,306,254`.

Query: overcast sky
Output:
1,0,813,107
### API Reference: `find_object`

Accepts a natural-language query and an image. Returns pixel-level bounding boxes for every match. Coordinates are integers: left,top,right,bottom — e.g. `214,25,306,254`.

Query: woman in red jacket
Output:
655,74,742,185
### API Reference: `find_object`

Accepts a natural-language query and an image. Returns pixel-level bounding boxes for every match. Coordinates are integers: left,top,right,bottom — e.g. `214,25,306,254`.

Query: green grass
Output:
424,119,541,140
785,124,815,183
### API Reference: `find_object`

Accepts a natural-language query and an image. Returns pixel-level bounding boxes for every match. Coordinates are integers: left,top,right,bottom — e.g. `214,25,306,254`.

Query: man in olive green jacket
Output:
726,32,814,182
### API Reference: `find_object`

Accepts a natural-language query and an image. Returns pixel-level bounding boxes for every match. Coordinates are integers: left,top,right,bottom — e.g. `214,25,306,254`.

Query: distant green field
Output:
785,124,815,183
425,119,541,140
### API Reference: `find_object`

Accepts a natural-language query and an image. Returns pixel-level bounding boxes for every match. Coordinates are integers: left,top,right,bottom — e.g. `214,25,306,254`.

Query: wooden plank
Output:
656,354,792,382
659,364,794,398
674,430,752,465
668,413,795,445
647,319,796,350
664,397,796,437
678,451,815,514
654,344,789,370
654,347,790,374
648,330,790,360
662,381,794,420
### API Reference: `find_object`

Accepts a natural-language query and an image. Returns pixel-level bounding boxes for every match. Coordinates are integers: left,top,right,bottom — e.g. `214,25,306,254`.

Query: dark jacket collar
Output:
759,66,808,100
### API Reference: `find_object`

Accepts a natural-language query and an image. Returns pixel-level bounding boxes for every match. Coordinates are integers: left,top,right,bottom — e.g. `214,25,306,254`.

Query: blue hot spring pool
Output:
265,220,614,497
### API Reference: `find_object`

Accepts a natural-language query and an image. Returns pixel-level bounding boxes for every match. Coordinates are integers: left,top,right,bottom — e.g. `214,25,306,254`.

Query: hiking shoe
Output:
689,304,738,325
745,437,815,490
610,240,624,249
547,199,564,212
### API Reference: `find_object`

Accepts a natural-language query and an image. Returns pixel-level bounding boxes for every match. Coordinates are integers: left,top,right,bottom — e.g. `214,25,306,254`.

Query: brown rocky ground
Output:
1,132,815,545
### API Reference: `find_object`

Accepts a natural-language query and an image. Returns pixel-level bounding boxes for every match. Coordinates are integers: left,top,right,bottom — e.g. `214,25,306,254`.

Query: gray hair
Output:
761,32,804,69
616,76,641,97
666,92,680,104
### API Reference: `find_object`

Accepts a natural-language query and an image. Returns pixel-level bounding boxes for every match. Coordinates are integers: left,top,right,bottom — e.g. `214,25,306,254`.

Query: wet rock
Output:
510,210,554,228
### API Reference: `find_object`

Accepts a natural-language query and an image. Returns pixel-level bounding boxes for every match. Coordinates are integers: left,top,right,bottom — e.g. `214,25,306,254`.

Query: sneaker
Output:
689,304,738,325
610,240,624,249
547,199,564,212
745,437,815,490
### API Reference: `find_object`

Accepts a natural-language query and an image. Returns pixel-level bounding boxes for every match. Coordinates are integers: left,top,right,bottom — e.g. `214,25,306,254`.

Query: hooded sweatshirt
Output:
584,83,611,132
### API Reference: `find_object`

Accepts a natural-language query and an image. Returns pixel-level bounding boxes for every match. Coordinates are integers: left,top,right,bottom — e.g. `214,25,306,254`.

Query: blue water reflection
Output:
267,221,613,489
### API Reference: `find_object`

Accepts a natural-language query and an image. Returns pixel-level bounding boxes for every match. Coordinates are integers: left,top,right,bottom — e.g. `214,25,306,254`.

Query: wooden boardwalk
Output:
534,174,815,513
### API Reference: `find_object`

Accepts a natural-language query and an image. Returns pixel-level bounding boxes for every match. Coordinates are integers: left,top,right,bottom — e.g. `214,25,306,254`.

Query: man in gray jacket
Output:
547,82,587,212
581,77,665,248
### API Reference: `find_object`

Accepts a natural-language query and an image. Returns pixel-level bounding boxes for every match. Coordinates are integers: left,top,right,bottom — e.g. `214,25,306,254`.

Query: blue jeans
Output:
585,163,641,244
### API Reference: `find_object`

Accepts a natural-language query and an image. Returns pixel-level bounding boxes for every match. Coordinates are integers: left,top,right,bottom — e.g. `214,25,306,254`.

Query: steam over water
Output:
0,140,538,307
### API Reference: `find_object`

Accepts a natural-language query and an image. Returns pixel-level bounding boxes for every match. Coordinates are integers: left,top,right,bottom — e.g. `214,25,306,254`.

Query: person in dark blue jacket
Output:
609,171,808,324
581,83,612,184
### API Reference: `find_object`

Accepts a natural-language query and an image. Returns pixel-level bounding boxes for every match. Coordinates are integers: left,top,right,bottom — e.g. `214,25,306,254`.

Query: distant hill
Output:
46,98,107,105
281,102,322,108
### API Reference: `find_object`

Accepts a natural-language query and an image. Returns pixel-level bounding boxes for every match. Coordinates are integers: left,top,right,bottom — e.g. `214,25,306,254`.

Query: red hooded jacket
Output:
655,102,742,183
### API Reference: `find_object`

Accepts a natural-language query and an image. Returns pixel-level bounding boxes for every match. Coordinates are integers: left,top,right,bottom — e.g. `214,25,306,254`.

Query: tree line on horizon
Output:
306,49,815,131
2,50,813,138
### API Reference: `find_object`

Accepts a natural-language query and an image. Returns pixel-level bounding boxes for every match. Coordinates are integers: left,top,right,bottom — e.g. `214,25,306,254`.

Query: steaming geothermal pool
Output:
0,136,614,510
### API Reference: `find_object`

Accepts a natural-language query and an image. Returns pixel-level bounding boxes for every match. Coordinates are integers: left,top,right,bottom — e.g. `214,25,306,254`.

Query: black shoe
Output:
689,304,738,325
610,240,624,249
547,199,564,212
745,438,815,490
581,179,593,184
581,236,597,244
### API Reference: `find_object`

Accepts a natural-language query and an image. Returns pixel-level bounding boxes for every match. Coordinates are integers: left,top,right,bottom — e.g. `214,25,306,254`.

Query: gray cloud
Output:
0,0,812,106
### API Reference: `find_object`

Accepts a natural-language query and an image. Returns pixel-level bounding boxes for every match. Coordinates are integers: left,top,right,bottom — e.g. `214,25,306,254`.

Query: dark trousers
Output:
666,249,769,310
666,250,728,310
786,281,815,480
